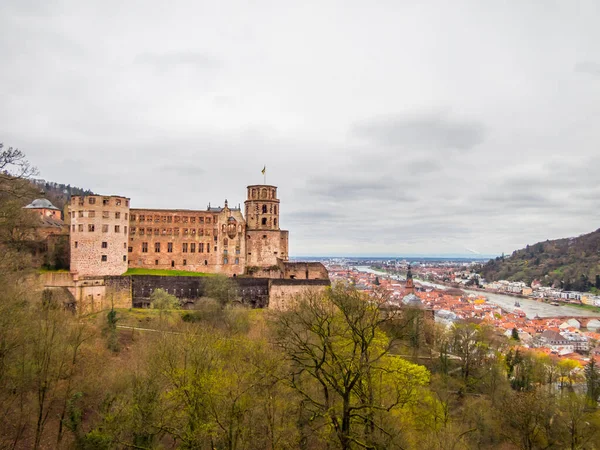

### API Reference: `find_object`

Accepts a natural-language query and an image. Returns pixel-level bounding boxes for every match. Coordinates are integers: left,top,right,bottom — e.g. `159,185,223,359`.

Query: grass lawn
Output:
568,302,600,313
123,268,214,277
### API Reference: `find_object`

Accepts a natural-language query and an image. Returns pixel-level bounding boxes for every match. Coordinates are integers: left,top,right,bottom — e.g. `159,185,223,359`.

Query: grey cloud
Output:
134,51,222,70
575,61,600,78
352,113,485,151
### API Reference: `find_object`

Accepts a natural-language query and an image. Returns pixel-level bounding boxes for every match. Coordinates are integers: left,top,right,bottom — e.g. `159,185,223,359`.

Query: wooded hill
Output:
481,228,600,292
30,179,94,211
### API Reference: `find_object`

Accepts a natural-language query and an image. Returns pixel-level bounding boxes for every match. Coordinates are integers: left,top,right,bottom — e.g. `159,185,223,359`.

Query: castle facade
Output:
68,184,327,280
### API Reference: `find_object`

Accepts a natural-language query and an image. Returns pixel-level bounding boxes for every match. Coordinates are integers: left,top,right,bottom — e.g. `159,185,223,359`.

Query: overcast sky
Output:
1,1,599,257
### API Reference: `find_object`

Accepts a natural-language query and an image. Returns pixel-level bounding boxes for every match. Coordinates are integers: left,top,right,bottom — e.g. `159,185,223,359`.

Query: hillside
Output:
481,228,600,292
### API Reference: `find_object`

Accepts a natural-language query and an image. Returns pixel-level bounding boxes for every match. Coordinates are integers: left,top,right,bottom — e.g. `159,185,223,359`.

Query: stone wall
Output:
282,262,329,280
268,279,331,310
245,230,289,269
130,276,270,308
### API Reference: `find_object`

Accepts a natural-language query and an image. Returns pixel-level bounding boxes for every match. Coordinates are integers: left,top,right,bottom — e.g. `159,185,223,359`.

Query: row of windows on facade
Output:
140,257,239,267
130,214,217,224
252,204,277,215
130,226,241,237
137,242,241,254
99,255,127,262
250,188,276,200
77,197,129,207
73,241,127,250
72,224,127,233
73,211,128,220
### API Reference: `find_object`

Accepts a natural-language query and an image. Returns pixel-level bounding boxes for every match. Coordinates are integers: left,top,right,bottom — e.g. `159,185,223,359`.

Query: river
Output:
353,266,600,319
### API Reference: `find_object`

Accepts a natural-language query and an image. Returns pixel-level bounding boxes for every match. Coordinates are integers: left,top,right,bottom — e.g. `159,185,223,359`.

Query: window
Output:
235,258,239,265
204,260,208,265
125,200,129,206
116,199,121,206
167,242,173,253
274,219,277,227
155,260,158,265
101,255,107,262
183,216,188,223
128,247,132,253
78,198,84,206
174,216,181,223
214,246,217,252
223,238,228,246
123,255,127,261
88,224,95,232
199,217,204,224
78,211,84,218
154,228,159,236
174,228,180,235
139,228,145,235
161,216,167,222
139,215,145,222
262,218,267,225
102,241,108,248
213,215,218,223
171,261,175,267
184,228,189,235
190,243,196,253
235,247,240,255
183,259,187,266
88,211,96,218
162,228,166,235
223,249,228,255
125,213,128,220
190,217,196,223
263,235,267,239
154,216,160,223
147,228,152,235
155,242,161,252
207,245,210,253
89,197,96,204
142,242,148,253
131,227,136,235
131,214,136,221
124,226,127,234
206,217,211,224
167,216,172,223
115,212,120,219
75,241,78,248
115,225,120,233
223,257,228,264
103,198,110,206
199,243,204,253
262,205,267,213
182,243,188,253
199,229,204,236
191,229,196,236
72,225,75,232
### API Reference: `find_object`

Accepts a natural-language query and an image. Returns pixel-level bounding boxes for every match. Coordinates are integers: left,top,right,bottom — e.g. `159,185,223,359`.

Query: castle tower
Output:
405,265,415,294
69,195,130,276
244,185,288,270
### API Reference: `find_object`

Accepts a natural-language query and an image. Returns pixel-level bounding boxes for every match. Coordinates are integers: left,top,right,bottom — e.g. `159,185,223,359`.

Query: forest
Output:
481,230,600,293
1,144,600,449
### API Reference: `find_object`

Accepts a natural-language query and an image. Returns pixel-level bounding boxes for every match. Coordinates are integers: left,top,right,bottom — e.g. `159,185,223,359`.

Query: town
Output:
325,259,600,366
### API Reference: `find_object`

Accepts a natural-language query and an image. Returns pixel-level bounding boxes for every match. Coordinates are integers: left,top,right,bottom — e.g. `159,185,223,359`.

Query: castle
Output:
68,184,327,280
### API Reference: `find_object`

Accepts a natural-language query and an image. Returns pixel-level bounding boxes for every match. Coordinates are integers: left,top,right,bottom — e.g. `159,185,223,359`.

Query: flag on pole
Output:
261,165,266,175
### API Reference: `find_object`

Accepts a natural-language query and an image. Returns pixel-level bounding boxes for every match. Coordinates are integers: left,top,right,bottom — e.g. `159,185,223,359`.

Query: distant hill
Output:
480,229,600,293
29,179,94,211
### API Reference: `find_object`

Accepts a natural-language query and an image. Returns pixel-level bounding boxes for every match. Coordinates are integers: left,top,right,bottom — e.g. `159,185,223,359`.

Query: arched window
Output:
224,238,228,246
262,218,267,225
274,206,277,215
274,218,277,227
262,205,267,213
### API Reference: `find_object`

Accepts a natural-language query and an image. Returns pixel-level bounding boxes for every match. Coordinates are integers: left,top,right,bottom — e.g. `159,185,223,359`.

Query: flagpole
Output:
264,165,266,184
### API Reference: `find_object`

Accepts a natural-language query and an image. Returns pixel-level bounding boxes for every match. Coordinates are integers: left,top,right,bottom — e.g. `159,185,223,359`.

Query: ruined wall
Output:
70,195,130,276
245,230,289,269
282,262,329,280
128,207,246,276
71,276,131,315
268,279,331,310
131,276,270,308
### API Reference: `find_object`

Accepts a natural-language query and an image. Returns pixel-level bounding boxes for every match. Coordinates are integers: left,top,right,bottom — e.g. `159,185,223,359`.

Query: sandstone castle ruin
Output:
40,183,329,312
